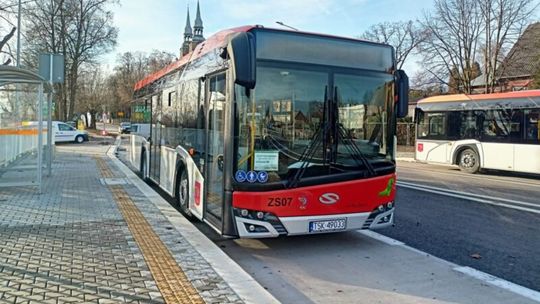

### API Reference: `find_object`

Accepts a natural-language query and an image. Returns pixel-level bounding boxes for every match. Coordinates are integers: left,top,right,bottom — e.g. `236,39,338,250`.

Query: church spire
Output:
184,8,192,38
181,6,193,57
192,0,204,42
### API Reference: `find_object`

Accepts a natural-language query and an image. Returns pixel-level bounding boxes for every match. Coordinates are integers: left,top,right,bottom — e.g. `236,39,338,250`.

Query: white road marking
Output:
358,230,404,246
397,163,540,188
363,231,540,303
454,266,540,303
397,181,540,215
398,181,540,208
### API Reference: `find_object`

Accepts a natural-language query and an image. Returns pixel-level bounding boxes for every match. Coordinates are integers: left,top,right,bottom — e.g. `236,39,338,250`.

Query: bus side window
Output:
416,110,429,138
525,109,539,142
428,113,445,137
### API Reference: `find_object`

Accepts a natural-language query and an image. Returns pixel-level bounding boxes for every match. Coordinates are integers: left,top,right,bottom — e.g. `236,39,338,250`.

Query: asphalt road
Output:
192,161,540,303
126,140,540,303
385,162,540,291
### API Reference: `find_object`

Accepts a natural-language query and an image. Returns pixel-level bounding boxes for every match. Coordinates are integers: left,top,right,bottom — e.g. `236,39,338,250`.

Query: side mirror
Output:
395,70,409,118
227,32,256,89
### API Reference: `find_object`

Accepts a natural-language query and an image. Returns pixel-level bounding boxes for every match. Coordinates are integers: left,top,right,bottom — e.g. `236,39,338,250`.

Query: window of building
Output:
168,91,176,107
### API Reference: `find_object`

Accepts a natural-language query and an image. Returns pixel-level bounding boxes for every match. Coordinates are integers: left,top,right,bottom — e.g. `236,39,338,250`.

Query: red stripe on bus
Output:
232,174,396,217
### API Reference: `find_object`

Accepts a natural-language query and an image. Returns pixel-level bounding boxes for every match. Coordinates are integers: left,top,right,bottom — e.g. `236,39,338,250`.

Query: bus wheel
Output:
458,148,480,173
177,170,193,218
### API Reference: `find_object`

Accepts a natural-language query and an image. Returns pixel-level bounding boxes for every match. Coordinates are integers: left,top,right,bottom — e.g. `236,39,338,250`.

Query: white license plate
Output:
309,218,347,233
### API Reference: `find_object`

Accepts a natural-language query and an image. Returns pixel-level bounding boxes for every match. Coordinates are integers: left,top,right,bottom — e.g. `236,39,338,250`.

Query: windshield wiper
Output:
287,86,330,188
287,86,377,188
334,86,376,177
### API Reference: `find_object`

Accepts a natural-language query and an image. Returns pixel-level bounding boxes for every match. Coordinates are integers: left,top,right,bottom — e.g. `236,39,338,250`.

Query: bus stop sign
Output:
38,54,64,83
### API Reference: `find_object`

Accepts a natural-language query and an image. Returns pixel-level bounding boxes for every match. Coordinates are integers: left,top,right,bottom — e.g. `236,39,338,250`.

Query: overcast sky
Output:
104,0,435,73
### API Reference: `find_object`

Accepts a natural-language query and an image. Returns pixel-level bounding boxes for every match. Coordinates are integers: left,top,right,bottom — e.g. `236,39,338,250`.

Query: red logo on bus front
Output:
418,143,424,152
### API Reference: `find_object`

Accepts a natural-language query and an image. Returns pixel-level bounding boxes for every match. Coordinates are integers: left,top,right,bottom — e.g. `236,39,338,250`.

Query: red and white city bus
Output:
122,25,409,238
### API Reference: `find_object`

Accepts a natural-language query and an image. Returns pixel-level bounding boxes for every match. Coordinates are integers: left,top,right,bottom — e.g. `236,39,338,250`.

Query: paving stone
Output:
0,150,245,304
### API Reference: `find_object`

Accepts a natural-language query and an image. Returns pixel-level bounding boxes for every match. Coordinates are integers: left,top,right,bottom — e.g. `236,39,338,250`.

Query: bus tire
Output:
176,169,193,218
458,148,480,174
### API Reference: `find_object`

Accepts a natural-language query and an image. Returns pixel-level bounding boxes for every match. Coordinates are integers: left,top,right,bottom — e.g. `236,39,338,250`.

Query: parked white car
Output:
54,121,89,143
28,121,89,143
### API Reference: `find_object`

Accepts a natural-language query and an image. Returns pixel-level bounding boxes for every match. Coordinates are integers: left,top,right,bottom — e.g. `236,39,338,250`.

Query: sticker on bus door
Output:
189,163,204,220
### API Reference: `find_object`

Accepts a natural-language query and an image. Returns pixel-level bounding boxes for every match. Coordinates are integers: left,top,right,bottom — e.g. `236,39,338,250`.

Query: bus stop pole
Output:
47,55,53,176
38,83,43,194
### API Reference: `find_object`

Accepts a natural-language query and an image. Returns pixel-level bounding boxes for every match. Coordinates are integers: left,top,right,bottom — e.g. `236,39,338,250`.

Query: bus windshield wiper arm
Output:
287,86,330,188
334,86,376,177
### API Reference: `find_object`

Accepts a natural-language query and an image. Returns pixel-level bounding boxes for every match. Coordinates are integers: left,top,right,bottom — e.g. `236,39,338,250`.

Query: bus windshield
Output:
235,62,393,186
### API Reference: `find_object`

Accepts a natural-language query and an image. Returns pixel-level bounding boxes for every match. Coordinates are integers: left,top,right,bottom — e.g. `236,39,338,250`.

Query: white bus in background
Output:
415,90,540,174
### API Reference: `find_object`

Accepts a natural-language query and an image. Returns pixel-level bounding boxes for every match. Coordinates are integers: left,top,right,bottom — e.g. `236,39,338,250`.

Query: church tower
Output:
181,1,205,57
192,1,204,43
181,9,193,57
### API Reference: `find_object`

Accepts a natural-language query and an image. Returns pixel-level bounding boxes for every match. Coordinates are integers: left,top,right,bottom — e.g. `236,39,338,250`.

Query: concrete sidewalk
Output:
0,142,276,304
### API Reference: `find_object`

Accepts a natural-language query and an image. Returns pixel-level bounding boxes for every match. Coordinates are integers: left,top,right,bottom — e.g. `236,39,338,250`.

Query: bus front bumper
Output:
234,207,394,238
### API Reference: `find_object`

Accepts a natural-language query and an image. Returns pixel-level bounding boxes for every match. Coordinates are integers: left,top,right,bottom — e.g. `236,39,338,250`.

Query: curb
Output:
396,157,417,162
106,146,279,304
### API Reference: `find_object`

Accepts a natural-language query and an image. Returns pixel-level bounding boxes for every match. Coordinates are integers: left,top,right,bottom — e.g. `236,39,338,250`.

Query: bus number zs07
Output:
268,197,292,207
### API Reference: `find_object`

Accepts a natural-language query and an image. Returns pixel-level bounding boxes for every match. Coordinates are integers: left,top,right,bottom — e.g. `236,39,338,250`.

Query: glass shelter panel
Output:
0,83,46,188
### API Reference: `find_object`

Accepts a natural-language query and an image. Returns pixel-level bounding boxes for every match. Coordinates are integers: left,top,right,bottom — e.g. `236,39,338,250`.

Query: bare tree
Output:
362,21,428,70
76,64,110,128
0,0,17,65
107,50,174,117
23,0,118,121
418,0,484,94
479,0,538,93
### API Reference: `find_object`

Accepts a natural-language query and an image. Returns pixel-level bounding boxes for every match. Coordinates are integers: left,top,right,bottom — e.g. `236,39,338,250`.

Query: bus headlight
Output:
240,209,249,217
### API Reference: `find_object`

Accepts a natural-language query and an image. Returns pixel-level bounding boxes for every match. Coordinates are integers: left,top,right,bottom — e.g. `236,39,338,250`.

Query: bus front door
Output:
204,73,226,227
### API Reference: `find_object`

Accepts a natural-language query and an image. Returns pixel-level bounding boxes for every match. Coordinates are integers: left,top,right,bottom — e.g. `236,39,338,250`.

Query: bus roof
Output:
418,90,540,104
134,25,255,91
134,25,393,92
417,90,540,111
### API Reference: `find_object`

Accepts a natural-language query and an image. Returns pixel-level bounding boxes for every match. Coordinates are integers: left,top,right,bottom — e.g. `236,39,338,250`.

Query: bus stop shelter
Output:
0,66,52,193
